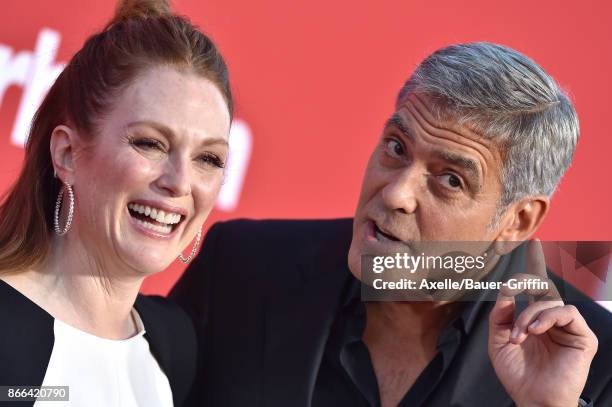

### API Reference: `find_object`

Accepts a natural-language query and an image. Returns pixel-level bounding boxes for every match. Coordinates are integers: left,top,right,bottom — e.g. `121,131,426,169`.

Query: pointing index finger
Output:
526,238,547,278
525,239,561,302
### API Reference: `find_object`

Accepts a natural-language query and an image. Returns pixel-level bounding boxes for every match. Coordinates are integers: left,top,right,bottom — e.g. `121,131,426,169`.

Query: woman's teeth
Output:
134,218,172,234
127,203,183,235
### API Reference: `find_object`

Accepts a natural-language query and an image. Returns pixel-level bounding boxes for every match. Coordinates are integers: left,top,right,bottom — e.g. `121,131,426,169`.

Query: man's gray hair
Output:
398,42,579,209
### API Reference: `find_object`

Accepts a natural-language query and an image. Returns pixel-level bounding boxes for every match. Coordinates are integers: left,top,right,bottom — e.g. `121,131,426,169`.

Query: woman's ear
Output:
493,197,549,254
50,125,78,184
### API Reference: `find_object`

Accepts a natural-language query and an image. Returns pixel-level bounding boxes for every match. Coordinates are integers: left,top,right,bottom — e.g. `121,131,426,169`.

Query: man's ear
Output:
50,125,78,184
492,196,549,255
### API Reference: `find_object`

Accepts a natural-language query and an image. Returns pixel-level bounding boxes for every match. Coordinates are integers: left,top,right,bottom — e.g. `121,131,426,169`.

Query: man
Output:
170,42,612,406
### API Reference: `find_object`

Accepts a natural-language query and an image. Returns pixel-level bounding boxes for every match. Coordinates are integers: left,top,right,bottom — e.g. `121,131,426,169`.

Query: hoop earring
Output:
54,182,74,236
178,228,202,264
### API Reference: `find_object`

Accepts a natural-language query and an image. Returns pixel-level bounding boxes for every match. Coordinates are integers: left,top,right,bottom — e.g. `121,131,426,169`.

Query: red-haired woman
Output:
0,1,232,406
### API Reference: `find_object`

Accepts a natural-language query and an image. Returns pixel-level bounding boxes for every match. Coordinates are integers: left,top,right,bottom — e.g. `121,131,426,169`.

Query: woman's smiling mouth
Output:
127,202,185,235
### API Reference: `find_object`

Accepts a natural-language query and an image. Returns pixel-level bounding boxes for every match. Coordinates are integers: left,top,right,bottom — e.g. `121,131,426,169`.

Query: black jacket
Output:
170,218,612,407
0,279,197,407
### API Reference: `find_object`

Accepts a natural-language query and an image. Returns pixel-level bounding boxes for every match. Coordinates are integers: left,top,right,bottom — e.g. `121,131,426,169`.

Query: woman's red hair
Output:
0,0,233,272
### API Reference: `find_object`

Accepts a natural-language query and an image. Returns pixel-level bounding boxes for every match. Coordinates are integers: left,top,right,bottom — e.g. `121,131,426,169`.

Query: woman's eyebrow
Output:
126,120,228,147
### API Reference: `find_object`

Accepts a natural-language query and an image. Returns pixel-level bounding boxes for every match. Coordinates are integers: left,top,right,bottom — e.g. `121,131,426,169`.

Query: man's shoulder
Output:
207,218,353,266
546,279,612,353
549,274,612,348
134,294,197,405
566,298,612,401
571,299,612,349
209,217,353,245
134,294,197,357
170,218,355,332
135,294,194,333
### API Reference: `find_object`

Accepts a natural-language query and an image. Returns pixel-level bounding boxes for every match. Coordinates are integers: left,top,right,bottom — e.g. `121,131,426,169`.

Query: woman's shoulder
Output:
0,277,55,341
0,277,54,323
0,278,55,386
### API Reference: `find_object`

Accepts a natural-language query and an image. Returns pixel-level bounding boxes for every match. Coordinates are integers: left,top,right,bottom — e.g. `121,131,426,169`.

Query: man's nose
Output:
381,167,420,214
155,155,192,197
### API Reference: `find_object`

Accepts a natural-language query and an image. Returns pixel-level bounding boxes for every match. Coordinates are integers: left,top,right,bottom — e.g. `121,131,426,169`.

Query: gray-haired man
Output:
171,42,611,407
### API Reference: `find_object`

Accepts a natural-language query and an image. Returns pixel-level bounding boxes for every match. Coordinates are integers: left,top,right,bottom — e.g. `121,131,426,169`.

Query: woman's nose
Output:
155,156,192,197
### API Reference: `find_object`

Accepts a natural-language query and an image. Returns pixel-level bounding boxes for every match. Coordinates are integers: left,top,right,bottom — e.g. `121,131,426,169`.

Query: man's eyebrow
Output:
384,112,414,141
383,113,483,189
127,120,228,147
434,150,482,186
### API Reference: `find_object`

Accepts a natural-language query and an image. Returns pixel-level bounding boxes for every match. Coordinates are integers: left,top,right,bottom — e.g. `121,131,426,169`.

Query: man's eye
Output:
438,173,463,189
385,139,405,158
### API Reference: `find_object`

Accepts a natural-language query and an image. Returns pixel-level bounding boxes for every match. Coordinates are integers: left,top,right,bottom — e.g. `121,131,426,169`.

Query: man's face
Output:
348,93,506,279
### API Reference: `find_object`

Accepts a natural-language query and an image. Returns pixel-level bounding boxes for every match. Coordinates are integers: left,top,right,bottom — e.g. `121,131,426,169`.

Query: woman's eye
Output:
385,138,405,158
131,138,165,152
198,153,225,169
438,173,463,190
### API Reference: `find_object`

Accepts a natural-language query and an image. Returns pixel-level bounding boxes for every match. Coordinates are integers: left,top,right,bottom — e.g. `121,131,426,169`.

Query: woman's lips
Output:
127,207,179,240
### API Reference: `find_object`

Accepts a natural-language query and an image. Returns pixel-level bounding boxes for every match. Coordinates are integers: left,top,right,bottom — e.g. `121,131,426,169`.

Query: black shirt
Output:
312,251,513,407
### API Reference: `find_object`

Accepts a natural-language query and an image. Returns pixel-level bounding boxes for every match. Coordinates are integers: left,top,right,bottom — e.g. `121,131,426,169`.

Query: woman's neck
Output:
2,235,144,340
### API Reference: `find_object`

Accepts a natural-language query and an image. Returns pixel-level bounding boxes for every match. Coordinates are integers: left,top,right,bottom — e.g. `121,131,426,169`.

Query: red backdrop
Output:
1,0,611,295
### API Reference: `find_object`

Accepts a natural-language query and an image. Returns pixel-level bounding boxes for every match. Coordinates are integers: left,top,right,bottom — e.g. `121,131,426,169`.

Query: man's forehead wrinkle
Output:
403,96,501,177
411,93,494,150
400,98,497,187
402,102,467,147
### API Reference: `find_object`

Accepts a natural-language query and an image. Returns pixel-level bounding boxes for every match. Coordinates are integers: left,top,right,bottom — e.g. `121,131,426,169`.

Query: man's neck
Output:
364,300,463,348
361,301,464,407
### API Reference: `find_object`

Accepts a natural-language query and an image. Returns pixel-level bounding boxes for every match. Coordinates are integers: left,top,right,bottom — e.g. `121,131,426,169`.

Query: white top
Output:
34,309,174,407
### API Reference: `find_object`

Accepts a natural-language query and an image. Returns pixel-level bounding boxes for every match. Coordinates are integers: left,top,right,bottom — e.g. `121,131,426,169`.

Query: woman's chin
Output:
116,219,182,274
117,247,176,277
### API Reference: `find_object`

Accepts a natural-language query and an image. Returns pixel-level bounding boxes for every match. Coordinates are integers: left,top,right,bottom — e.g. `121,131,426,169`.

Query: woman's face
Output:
70,65,230,276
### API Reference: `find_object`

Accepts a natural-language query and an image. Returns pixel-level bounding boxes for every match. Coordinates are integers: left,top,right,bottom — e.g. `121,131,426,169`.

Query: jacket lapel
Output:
262,249,351,407
0,280,55,393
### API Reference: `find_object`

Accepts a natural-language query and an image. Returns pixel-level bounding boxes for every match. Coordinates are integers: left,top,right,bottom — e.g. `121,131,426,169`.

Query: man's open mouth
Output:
373,222,402,242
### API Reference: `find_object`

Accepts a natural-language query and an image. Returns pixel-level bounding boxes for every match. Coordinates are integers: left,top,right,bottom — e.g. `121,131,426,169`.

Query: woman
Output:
0,0,232,406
